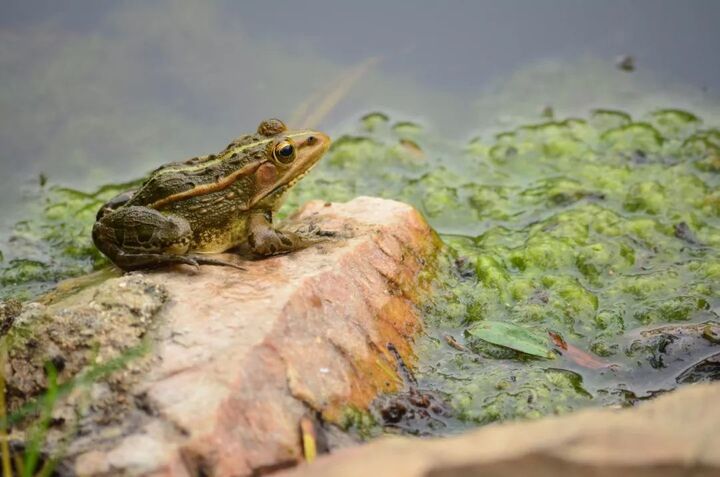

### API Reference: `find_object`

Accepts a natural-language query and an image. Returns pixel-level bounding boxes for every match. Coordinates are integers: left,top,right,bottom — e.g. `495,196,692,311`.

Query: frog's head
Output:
251,118,331,208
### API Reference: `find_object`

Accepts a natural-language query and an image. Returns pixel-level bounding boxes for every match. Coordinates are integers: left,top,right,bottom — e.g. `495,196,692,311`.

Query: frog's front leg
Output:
247,211,319,256
93,206,243,271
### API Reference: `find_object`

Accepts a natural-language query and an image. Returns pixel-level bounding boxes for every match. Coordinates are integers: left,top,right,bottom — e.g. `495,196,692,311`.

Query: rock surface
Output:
279,382,720,477
6,197,442,476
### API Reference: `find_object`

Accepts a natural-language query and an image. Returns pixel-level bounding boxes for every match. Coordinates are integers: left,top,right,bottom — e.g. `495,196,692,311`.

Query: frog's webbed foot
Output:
248,227,303,256
247,211,330,256
249,227,335,256
294,222,339,239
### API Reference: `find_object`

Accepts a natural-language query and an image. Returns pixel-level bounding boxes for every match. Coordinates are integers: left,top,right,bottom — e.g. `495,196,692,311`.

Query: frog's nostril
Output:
306,135,317,145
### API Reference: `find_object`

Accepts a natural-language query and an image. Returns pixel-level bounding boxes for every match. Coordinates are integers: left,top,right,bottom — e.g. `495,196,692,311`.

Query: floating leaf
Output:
549,331,612,369
467,321,553,358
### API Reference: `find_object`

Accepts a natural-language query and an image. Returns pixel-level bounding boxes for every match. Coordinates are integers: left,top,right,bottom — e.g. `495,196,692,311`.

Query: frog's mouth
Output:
287,131,330,179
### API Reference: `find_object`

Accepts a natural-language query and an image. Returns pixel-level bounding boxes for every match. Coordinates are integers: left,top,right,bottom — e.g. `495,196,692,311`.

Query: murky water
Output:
2,0,720,235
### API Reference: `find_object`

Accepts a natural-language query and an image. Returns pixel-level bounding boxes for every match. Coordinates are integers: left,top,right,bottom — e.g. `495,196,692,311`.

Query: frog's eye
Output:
273,140,296,164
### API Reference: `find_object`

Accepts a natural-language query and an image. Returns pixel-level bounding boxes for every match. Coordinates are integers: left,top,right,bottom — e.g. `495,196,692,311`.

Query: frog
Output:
92,118,331,271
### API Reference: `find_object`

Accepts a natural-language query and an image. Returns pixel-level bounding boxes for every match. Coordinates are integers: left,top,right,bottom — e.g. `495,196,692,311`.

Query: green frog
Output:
92,118,331,271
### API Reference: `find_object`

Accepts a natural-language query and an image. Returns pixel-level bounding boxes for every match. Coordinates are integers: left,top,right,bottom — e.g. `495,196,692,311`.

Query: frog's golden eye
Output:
273,140,296,164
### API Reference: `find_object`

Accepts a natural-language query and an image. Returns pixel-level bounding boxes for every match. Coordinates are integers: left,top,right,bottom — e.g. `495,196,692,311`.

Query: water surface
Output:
2,0,720,235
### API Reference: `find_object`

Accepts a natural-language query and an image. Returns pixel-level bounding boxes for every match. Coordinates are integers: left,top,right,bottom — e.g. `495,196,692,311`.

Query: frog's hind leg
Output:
92,206,243,271
101,248,210,271
103,249,245,272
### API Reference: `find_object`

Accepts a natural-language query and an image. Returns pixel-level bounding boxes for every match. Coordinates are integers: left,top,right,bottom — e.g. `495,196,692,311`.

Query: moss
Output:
391,120,423,139
632,295,710,324
589,109,632,132
647,109,701,139
623,182,666,214
338,406,380,440
447,367,592,424
360,112,390,132
601,123,664,154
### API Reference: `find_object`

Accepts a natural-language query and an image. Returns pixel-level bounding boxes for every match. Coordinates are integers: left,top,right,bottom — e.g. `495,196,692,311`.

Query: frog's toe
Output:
188,255,246,271
108,252,200,271
248,229,298,256
292,223,338,239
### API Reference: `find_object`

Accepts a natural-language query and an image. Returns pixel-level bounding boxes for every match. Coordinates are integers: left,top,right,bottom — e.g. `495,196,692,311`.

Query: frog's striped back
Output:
126,132,272,209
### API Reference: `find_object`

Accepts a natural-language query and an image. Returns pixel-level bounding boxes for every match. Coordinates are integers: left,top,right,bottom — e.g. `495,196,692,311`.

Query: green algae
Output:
2,108,719,434
283,109,720,428
0,181,140,300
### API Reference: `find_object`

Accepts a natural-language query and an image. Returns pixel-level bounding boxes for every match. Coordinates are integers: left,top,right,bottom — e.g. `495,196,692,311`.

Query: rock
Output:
6,197,442,476
0,298,22,335
278,382,720,477
5,276,167,435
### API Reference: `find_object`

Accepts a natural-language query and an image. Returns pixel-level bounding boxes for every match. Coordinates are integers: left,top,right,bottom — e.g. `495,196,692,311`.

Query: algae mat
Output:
289,110,720,433
1,109,719,434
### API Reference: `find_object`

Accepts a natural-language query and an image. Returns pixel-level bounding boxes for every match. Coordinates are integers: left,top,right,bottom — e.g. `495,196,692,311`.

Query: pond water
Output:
1,1,719,436
282,108,720,435
2,0,720,232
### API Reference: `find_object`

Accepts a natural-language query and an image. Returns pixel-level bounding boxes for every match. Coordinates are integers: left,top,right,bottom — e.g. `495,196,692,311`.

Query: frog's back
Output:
126,132,268,209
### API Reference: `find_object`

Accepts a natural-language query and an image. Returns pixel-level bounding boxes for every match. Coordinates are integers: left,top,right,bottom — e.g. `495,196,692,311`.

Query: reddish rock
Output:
21,197,441,476
278,383,720,477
